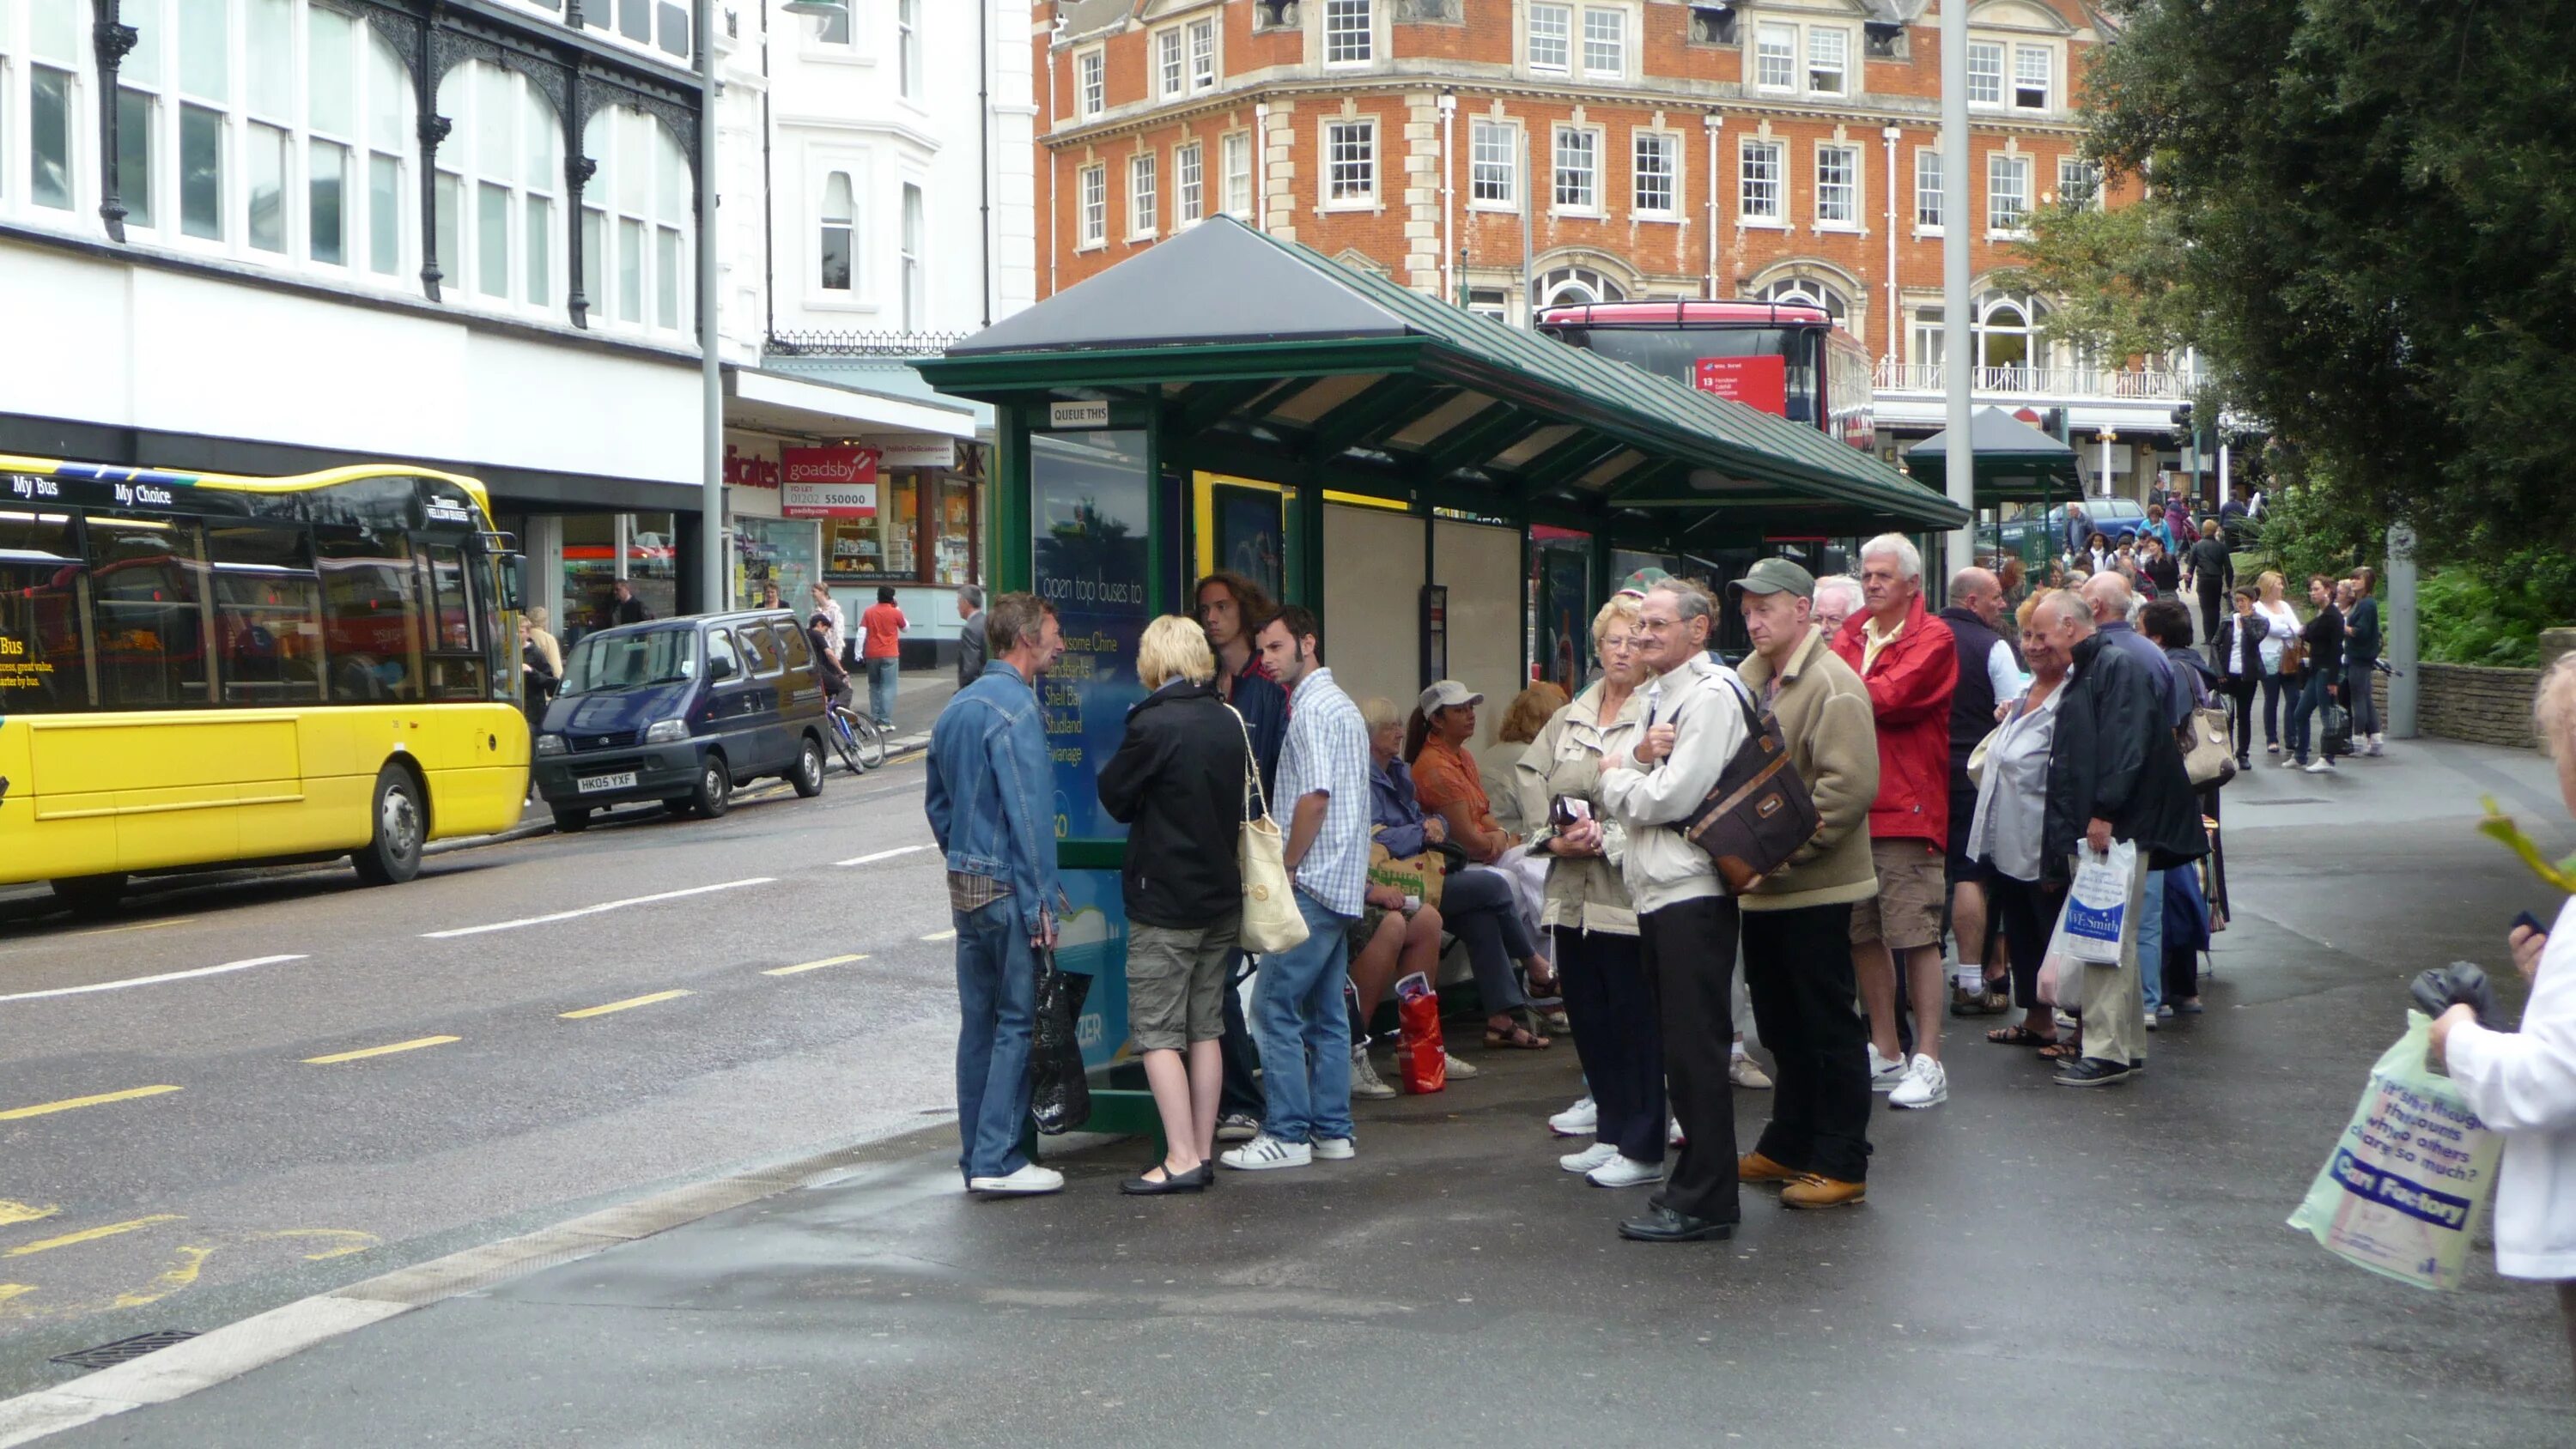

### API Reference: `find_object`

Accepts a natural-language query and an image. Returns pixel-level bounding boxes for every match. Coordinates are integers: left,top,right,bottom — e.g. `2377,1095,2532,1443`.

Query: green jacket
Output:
1731,624,1881,912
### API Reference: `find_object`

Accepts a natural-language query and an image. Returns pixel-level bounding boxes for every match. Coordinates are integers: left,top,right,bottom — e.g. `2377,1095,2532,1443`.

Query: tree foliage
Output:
2012,0,2576,567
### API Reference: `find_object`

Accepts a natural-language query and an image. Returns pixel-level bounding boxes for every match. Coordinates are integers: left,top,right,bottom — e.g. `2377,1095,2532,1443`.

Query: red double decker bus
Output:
1536,300,1876,453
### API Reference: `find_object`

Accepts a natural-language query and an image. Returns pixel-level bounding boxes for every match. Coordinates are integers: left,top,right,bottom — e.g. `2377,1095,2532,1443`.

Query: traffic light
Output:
2171,403,2193,430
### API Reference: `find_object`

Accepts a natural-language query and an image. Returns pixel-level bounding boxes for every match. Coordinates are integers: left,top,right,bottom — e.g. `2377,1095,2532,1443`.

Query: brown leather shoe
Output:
1737,1150,1800,1185
1780,1173,1867,1210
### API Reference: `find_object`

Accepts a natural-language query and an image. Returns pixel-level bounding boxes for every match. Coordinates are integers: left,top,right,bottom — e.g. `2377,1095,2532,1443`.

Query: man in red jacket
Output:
1832,535,1959,1111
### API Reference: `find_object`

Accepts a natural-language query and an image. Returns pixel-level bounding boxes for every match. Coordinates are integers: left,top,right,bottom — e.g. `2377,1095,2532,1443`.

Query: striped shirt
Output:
1275,666,1370,918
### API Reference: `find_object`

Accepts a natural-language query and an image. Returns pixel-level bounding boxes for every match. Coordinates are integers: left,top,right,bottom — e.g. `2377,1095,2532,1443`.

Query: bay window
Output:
438,61,562,312
582,104,690,334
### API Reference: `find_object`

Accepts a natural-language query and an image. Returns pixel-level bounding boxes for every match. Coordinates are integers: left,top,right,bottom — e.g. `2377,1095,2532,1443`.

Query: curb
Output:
422,816,554,857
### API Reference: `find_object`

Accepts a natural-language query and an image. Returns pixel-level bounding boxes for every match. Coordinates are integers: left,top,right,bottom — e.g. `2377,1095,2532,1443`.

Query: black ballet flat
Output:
1121,1162,1211,1196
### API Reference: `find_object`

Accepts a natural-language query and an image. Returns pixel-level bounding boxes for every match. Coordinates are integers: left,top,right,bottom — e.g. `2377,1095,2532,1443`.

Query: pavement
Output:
7,732,2576,1446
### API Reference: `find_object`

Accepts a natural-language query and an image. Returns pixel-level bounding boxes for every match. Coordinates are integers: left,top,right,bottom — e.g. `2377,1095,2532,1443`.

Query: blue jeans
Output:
2287,671,2336,762
867,658,900,726
2136,868,2166,1016
1250,890,1357,1145
951,898,1036,1182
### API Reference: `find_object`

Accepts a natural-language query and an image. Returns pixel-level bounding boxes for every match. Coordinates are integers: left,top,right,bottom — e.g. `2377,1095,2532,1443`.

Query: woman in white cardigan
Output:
2431,654,2576,1379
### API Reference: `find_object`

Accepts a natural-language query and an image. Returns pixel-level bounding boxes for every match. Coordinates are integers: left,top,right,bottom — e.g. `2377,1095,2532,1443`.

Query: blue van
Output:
532,609,831,831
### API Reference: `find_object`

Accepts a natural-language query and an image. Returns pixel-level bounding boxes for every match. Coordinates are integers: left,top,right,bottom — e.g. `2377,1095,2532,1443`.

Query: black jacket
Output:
1938,604,2013,764
2301,604,2345,684
2212,613,2263,682
2186,538,2233,594
1096,679,1246,929
2042,633,2209,883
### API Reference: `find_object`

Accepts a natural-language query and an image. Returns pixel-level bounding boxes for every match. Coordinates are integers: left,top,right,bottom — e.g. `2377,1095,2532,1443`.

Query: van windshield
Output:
562,628,697,694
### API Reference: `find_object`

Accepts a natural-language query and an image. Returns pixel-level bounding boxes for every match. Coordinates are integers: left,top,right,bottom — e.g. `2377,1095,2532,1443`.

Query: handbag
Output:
2322,698,2354,758
1029,948,1092,1135
1230,706,1309,955
2182,705,2237,788
1965,726,1998,791
1367,838,1447,908
2277,635,2306,677
1671,679,1822,894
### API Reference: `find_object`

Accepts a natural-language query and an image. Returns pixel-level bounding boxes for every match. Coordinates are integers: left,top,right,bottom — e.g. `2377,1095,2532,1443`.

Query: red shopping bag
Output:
1394,971,1446,1094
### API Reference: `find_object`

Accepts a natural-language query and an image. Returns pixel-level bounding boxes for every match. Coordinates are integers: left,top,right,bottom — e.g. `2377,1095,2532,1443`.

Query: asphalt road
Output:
0,750,962,1397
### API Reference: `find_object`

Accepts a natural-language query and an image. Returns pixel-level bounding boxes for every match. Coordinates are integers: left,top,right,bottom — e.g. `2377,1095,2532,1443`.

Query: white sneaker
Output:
1215,1112,1260,1143
1349,1048,1396,1100
1868,1043,1909,1093
2304,757,2336,773
1441,1052,1480,1080
1220,1133,1311,1171
1559,1141,1619,1173
1668,1117,1686,1148
1311,1136,1355,1161
1587,1155,1668,1189
2366,736,2385,756
1730,1054,1774,1090
1888,1054,1948,1110
1548,1094,1597,1137
967,1164,1065,1195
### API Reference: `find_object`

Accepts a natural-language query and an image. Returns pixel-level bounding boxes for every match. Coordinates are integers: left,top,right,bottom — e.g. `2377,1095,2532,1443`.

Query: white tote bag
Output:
2063,839,2137,966
1230,708,1309,955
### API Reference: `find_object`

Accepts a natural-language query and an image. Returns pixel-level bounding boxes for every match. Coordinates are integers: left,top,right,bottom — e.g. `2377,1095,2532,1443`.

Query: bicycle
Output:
826,701,887,774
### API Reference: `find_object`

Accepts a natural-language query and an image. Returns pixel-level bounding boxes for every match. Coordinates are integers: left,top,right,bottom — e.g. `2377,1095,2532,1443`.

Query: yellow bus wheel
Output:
353,765,426,887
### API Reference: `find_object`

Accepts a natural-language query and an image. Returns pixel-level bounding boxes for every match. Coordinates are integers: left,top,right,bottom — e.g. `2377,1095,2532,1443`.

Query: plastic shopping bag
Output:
2035,893,2077,1008
1030,949,1093,1135
2287,1011,2501,1292
1394,971,1446,1095
2063,840,2137,965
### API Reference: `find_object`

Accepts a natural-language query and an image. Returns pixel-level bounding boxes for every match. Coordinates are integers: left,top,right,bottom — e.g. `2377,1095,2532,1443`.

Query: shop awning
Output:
920,217,1965,540
726,367,977,441
1907,407,2083,506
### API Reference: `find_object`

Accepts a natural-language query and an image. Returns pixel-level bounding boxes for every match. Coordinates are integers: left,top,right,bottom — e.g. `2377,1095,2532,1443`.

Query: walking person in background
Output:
517,615,558,733
1195,570,1290,1143
2139,536,2181,603
1813,574,1863,636
2251,571,2302,757
924,593,1066,1196
2184,520,2235,644
1730,559,1881,1210
2288,574,2346,773
860,586,905,729
2084,531,2116,577
807,583,844,659
1940,567,2022,1017
2214,587,2263,769
611,579,650,626
2345,567,2384,755
757,580,786,611
1096,616,1244,1196
1832,536,1959,1110
954,585,987,688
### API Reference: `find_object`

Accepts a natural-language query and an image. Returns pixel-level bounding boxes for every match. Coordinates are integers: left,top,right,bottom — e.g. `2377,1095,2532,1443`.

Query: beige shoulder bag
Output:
1230,706,1309,955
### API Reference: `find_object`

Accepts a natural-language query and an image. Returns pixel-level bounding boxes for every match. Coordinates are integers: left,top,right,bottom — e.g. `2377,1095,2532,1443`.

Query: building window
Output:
900,181,924,329
1966,40,2003,106
1754,21,1795,90
810,0,850,45
1761,276,1847,324
1467,287,1509,323
1157,27,1186,99
818,171,854,291
1807,26,1847,95
581,105,690,331
1528,3,1570,73
1325,118,1374,205
1631,130,1674,217
1324,0,1372,65
1540,264,1623,305
898,0,920,100
1914,147,1941,231
2014,44,2051,111
1552,125,1598,213
583,0,694,64
1221,131,1251,217
2057,155,2099,208
1076,48,1104,118
1078,161,1106,245
1910,306,1944,367
1188,17,1217,91
1128,151,1157,237
435,61,564,311
1739,137,1782,222
1815,142,1857,228
1987,151,2030,233
1176,141,1204,225
1470,118,1515,206
1976,294,2044,371
1582,7,1624,77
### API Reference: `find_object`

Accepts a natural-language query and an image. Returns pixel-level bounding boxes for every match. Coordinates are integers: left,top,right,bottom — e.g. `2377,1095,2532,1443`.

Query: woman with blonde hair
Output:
2251,569,2302,756
1096,614,1245,1194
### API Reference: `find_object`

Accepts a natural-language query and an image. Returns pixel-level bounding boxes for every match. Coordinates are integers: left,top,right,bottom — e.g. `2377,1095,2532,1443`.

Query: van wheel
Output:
352,765,426,885
690,756,732,819
50,873,129,918
791,737,827,798
552,807,592,833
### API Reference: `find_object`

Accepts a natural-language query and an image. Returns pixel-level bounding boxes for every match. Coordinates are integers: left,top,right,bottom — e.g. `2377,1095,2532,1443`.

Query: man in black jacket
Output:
2183,519,2235,646
2033,591,2208,1088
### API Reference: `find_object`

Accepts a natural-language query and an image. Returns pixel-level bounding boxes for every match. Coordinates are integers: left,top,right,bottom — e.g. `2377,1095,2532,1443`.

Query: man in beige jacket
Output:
1727,559,1882,1209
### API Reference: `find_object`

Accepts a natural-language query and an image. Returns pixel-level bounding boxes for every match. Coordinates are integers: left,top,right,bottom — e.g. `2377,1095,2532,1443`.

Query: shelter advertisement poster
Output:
1030,430,1151,843
1211,482,1285,603
1055,870,1133,1070
1539,542,1591,694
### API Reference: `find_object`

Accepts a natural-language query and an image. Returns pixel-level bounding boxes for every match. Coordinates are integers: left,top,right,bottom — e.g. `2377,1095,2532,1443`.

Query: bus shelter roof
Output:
918,217,1965,543
1906,407,2083,505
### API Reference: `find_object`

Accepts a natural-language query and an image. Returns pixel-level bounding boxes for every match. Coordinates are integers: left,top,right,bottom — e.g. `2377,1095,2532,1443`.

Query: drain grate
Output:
51,1331,199,1372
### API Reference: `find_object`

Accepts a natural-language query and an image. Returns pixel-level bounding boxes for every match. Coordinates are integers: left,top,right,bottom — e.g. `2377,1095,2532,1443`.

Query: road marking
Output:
0,955,307,1004
112,1244,214,1308
70,916,196,938
835,844,930,867
0,1284,32,1306
762,954,868,977
559,989,692,1019
0,1085,182,1121
422,878,775,939
257,1228,380,1262
0,1203,57,1228
920,929,957,943
302,1036,459,1065
3,1215,183,1258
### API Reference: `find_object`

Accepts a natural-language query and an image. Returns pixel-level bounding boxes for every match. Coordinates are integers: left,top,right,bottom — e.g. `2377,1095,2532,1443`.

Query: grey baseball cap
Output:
1727,557,1817,598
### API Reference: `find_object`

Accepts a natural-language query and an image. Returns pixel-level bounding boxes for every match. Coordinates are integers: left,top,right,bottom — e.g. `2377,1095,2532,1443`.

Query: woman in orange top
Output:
1410,681,1552,1049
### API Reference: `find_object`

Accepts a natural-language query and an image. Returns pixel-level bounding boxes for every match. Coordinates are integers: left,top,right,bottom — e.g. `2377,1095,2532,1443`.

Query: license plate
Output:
578,771,638,794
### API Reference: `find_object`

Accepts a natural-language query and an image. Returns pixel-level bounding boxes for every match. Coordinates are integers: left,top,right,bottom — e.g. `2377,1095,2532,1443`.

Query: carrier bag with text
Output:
2287,1011,2501,1292
1030,949,1093,1135
2063,840,2137,966
1394,971,1447,1095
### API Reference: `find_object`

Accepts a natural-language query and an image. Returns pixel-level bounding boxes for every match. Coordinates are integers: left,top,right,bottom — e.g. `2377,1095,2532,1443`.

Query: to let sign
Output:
781,446,878,485
1693,355,1789,416
780,446,880,517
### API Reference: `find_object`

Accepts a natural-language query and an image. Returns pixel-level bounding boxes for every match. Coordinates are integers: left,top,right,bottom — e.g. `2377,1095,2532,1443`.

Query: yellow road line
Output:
112,1245,213,1308
303,1035,460,1064
762,954,867,977
920,930,957,943
0,1202,58,1228
0,1086,182,1122
559,989,691,1019
3,1215,184,1258
0,1285,33,1305
70,917,196,938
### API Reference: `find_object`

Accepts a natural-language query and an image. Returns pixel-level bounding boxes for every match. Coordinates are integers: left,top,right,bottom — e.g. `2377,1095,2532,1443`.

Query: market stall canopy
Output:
1906,407,2083,505
920,216,1965,543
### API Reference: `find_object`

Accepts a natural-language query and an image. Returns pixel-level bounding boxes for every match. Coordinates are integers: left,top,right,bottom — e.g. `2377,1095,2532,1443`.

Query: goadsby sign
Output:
781,446,879,518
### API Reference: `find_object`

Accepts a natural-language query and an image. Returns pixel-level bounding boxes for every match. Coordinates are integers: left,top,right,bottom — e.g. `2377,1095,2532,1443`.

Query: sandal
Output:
1485,1021,1552,1050
1949,989,2011,1018
2037,1040,2086,1063
1985,1024,2057,1046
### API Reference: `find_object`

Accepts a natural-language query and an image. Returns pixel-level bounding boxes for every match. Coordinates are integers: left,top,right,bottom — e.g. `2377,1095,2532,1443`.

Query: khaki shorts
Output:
1851,839,1947,951
1127,916,1241,1052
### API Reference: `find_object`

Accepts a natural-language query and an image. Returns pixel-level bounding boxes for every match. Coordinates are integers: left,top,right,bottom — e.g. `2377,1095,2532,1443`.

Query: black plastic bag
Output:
1030,949,1092,1135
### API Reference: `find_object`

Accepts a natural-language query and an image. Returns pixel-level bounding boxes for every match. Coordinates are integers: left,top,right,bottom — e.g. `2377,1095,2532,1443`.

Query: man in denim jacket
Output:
925,592,1067,1196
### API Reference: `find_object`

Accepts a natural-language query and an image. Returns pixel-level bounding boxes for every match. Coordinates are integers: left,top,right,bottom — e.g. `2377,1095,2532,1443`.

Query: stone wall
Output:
2377,664,2544,749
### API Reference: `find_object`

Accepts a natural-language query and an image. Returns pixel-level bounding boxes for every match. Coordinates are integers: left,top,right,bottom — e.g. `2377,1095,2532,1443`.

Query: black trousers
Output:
1741,902,1872,1184
2223,677,2258,761
1218,950,1265,1119
2196,585,2226,646
1554,926,1664,1164
1989,872,2062,1010
1638,895,1740,1224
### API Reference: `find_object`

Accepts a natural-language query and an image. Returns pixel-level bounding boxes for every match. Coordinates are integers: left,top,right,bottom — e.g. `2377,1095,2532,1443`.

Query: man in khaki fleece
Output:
1726,558,1883,1209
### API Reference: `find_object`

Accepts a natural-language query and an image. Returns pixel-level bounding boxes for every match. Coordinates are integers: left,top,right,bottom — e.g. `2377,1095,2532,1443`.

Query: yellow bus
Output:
0,458,529,912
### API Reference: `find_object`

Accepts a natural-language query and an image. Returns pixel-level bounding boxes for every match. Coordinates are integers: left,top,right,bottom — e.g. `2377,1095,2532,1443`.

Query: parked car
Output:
532,609,830,831
1977,497,2152,571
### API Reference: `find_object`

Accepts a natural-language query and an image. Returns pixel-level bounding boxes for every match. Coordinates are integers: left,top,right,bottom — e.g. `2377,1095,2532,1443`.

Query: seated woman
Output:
1344,698,1469,1098
1406,682,1553,1049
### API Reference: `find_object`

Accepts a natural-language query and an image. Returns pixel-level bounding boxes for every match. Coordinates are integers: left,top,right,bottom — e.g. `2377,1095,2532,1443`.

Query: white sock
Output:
1955,962,1984,993
1730,1041,1748,1061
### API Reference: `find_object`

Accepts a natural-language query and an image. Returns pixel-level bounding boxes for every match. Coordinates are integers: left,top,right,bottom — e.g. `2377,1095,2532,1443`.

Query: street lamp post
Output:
1938,0,1973,577
2099,429,2116,497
